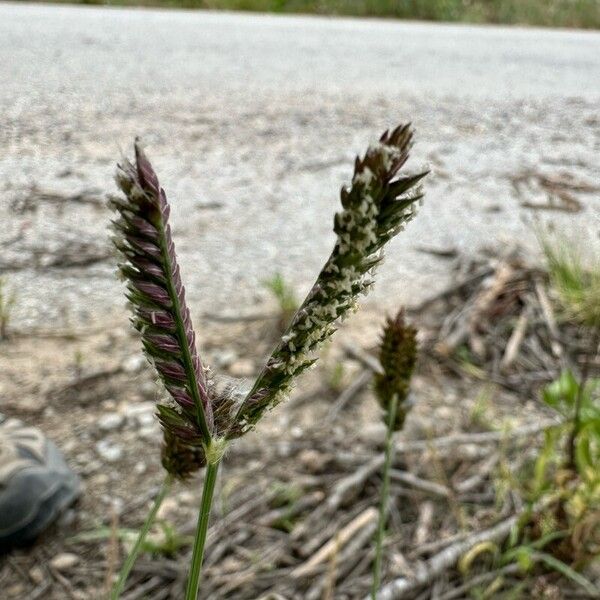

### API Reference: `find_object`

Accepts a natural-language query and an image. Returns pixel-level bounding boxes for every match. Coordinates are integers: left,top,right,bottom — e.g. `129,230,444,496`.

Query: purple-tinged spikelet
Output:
374,310,417,431
235,125,427,433
111,142,214,478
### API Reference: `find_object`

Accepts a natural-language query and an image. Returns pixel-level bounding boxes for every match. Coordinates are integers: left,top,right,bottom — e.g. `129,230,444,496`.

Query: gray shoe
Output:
0,414,81,549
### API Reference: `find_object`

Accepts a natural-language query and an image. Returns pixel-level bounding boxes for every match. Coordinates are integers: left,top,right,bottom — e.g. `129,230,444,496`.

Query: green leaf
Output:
531,426,561,498
542,369,579,414
531,552,600,597
515,547,534,572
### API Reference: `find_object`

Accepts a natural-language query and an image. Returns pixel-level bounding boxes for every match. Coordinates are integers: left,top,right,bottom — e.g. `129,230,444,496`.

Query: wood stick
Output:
500,306,529,370
292,507,378,578
395,420,556,453
454,452,499,494
343,343,384,374
326,369,372,423
327,456,383,511
534,278,563,358
371,515,519,600
389,470,450,498
413,501,435,547
409,266,495,314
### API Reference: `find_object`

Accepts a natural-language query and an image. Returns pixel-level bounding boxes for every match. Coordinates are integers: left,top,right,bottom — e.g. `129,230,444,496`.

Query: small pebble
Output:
122,355,145,373
100,495,124,513
212,349,237,368
140,381,157,398
50,552,79,571
137,411,156,428
94,473,109,486
95,440,123,463
298,449,328,473
97,413,124,432
228,358,255,378
119,401,155,422
28,567,44,585
7,584,24,598
157,497,179,519
177,490,195,505
57,508,77,528
138,425,160,441
276,441,292,458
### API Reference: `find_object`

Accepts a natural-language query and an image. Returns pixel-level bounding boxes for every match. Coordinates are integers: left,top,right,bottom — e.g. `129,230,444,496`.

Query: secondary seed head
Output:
374,310,418,431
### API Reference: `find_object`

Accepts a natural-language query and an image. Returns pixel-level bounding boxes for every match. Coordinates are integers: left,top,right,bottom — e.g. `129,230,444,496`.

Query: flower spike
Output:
235,124,428,433
374,309,418,431
111,141,213,478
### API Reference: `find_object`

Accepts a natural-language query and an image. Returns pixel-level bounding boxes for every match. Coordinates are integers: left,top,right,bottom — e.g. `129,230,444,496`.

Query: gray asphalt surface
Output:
1,2,599,328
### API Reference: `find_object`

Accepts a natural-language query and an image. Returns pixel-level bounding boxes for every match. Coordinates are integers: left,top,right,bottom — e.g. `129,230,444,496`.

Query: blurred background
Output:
1,1,599,598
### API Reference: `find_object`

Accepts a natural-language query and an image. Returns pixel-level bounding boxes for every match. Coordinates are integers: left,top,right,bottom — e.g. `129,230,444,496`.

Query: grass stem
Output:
185,459,220,600
371,393,399,599
111,473,173,599
568,328,600,468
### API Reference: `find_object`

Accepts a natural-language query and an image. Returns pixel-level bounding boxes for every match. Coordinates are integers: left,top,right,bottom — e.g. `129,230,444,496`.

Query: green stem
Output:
157,223,211,442
111,474,173,600
371,393,399,600
185,459,220,600
568,328,599,469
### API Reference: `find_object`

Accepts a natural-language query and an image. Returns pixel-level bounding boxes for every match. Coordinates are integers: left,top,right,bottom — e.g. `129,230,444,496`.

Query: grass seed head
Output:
235,124,427,433
112,141,216,478
374,309,418,431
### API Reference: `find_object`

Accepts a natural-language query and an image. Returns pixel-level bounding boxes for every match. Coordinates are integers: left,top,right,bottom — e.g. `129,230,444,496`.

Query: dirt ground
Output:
2,254,598,599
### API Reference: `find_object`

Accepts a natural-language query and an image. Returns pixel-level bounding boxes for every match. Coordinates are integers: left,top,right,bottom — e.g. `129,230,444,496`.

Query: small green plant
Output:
542,236,600,466
486,238,600,595
500,539,599,598
0,277,16,340
504,370,600,591
543,240,600,328
540,370,600,525
263,272,299,332
110,126,427,598
71,520,192,558
267,480,303,532
370,310,418,598
468,386,495,430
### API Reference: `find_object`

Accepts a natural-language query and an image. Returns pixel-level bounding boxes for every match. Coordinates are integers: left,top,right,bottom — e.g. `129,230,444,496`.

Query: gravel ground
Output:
1,2,600,329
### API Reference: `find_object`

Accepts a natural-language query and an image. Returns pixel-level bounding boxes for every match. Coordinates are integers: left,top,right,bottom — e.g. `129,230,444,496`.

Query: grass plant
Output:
53,0,600,30
110,125,427,597
371,310,417,598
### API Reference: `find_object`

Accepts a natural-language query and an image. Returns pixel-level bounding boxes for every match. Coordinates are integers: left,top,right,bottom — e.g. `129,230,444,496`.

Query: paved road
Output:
1,3,599,328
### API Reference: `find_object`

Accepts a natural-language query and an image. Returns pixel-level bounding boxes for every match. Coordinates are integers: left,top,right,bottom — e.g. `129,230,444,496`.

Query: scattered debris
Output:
10,187,106,214
413,253,599,396
0,240,112,274
2,250,598,599
510,169,599,213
